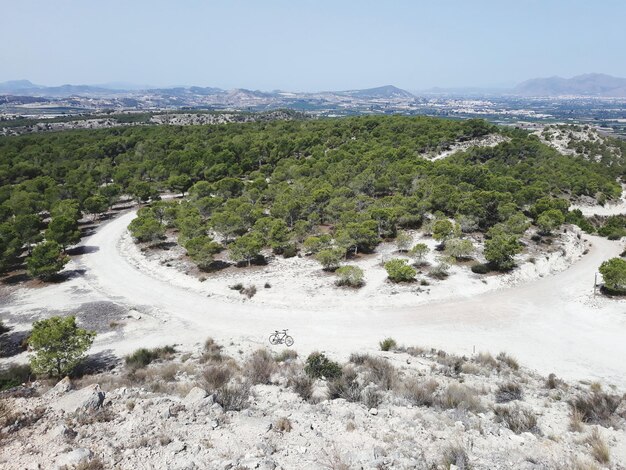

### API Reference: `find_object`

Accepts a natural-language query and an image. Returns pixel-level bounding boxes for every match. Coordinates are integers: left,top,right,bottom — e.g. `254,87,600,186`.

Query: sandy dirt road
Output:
5,209,626,388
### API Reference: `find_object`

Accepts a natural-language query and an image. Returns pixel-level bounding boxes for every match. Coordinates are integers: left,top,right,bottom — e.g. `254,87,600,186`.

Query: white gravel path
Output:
4,209,626,389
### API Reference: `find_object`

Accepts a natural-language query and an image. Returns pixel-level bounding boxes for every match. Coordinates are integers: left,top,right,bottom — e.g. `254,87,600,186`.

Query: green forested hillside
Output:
0,116,623,275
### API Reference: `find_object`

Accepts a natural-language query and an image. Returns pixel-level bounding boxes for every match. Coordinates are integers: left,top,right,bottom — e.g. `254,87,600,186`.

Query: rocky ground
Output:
1,340,625,470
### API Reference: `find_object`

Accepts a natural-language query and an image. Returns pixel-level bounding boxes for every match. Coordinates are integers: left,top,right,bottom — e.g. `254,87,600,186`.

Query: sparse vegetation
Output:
493,404,538,434
125,345,176,371
379,337,397,351
570,391,622,426
495,382,523,403
304,352,342,379
585,428,610,464
335,265,364,288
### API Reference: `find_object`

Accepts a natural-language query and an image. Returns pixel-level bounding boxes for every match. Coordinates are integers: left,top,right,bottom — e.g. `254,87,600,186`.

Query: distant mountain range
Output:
513,73,626,97
0,80,416,100
2,75,626,109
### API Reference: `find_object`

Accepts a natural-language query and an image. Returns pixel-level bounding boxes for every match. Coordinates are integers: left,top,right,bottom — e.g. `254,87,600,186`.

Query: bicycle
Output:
269,329,294,347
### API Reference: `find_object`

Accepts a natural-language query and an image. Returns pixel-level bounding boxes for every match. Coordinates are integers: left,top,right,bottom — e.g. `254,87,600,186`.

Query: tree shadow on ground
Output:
73,349,119,377
0,329,30,358
47,269,86,283
66,245,99,256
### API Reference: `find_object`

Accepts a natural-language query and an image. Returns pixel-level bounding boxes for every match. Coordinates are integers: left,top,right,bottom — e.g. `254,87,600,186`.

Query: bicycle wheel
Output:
269,334,279,345
284,335,294,347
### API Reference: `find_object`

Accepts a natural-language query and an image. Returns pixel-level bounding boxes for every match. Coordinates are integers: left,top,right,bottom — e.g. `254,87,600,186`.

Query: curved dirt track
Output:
68,210,626,388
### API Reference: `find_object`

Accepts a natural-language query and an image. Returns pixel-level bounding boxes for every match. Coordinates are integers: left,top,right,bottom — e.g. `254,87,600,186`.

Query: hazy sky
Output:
3,0,626,91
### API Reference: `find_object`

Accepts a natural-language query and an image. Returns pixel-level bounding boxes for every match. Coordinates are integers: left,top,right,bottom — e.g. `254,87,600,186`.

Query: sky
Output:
2,0,626,91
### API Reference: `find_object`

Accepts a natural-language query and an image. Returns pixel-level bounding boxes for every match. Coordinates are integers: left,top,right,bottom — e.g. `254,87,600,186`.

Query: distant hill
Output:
513,73,626,97
337,85,414,99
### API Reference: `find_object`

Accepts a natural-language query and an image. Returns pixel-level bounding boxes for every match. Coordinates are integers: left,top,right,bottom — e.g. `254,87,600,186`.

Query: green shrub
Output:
599,257,626,292
0,364,33,391
471,263,490,274
125,345,176,370
335,265,364,288
379,337,397,351
304,352,342,379
384,258,416,282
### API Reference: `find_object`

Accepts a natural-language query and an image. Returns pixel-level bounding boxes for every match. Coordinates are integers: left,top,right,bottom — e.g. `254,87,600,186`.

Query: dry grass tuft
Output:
585,428,610,464
274,416,292,433
496,352,519,371
438,384,483,412
495,382,523,403
275,349,298,362
475,351,498,369
570,391,622,426
441,442,471,470
569,407,585,432
493,404,538,434
402,379,439,407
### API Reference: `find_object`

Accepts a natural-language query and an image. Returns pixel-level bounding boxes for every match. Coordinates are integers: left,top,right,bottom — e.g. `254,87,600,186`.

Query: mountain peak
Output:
513,73,626,97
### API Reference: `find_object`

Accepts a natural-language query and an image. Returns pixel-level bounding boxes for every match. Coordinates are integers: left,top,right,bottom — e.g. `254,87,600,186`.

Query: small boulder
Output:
47,377,72,396
184,387,208,404
369,407,379,416
54,448,91,469
51,384,105,413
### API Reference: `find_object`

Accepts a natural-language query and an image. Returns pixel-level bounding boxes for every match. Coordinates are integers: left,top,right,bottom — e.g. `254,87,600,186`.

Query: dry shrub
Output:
570,391,622,426
154,363,178,382
441,443,471,470
349,353,369,365
546,373,562,389
274,417,292,433
72,458,105,470
0,400,45,436
493,404,538,434
201,338,223,363
241,285,257,298
215,380,250,411
475,352,498,369
362,356,397,391
320,447,351,470
495,382,523,403
275,349,298,362
460,363,480,375
72,408,115,426
202,363,235,391
438,384,483,412
404,345,426,357
589,382,602,393
361,386,383,409
289,373,314,402
496,352,519,371
585,428,610,464
402,378,439,407
244,349,276,385
328,367,362,402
